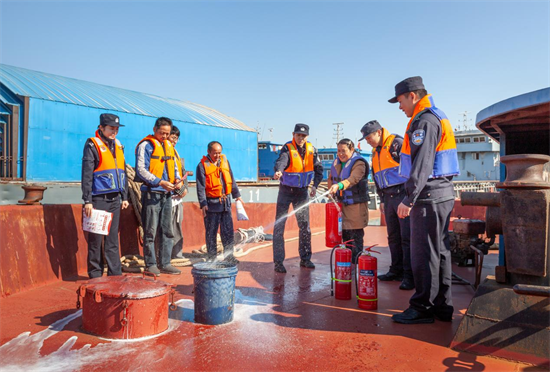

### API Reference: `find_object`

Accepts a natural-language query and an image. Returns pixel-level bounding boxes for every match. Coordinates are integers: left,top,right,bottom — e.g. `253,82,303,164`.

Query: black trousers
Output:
384,192,412,279
343,229,364,264
409,199,454,315
87,195,122,279
273,187,311,263
204,210,235,259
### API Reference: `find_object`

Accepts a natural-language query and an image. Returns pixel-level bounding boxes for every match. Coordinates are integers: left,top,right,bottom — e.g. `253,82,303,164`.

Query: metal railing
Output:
453,181,498,198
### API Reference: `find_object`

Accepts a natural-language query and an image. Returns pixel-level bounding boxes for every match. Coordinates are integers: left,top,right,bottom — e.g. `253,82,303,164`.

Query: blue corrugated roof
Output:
0,64,254,132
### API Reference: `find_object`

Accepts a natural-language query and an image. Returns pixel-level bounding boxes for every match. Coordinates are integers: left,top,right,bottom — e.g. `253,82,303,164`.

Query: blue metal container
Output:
191,262,238,325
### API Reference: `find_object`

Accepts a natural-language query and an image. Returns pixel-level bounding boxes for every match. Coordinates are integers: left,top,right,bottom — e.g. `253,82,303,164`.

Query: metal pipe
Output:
460,192,501,207
513,284,550,297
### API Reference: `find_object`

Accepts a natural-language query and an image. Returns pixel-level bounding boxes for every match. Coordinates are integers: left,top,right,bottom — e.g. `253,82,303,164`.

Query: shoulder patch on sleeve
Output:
412,129,425,146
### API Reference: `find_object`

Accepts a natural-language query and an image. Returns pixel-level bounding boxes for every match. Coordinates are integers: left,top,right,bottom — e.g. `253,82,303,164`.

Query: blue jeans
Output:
141,191,173,268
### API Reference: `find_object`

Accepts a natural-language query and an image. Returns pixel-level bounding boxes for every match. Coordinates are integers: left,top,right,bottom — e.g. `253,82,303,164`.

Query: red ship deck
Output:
0,226,537,372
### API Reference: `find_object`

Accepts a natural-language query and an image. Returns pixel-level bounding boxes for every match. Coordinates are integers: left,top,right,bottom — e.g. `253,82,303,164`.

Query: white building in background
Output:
454,129,500,181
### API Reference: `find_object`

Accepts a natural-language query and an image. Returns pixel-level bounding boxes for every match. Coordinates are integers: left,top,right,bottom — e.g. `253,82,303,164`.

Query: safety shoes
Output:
274,262,287,273
300,260,315,269
378,272,403,281
392,308,434,324
145,265,161,277
160,265,181,275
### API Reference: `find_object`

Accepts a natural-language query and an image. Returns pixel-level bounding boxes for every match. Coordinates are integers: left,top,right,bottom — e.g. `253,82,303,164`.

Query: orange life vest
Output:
136,135,176,183
201,154,233,198
372,128,408,188
399,95,460,179
90,131,125,195
281,140,315,188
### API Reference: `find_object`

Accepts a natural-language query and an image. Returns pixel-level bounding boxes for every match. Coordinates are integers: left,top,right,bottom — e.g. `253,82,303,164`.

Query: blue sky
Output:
1,0,549,149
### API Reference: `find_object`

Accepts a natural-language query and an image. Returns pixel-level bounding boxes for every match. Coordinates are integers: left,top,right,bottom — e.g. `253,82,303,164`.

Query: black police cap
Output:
359,120,382,141
100,113,124,127
388,76,425,103
293,123,309,135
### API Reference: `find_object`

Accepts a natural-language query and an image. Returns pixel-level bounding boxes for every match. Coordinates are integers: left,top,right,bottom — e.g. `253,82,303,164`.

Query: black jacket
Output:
81,132,128,204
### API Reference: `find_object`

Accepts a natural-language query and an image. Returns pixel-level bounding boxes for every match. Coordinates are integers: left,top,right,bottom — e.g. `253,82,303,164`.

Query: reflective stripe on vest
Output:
399,95,460,179
136,135,176,183
281,140,315,188
372,129,408,189
329,152,369,206
90,133,125,196
201,154,233,198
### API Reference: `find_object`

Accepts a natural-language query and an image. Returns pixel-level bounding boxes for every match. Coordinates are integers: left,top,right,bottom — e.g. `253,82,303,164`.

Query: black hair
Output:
411,89,428,99
337,138,354,151
208,141,222,151
171,125,180,137
155,117,173,129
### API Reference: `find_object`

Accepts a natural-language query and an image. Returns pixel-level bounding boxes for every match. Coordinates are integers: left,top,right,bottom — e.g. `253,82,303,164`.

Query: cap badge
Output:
300,127,305,131
115,118,119,123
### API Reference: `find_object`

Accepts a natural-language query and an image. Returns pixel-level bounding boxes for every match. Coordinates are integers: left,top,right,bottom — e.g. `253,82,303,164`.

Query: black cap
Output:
359,120,382,141
293,123,309,135
100,113,124,127
388,76,425,103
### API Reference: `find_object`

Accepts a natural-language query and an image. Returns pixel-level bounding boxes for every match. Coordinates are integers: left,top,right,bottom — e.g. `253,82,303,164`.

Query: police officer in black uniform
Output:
359,120,413,290
272,124,324,273
388,77,459,324
82,113,129,279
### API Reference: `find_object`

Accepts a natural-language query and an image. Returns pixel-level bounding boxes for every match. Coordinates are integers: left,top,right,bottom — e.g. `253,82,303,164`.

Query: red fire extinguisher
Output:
325,202,342,248
355,245,380,310
330,241,353,300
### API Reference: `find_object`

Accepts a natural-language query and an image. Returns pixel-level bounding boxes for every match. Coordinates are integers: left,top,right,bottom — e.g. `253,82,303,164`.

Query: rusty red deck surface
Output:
0,225,539,371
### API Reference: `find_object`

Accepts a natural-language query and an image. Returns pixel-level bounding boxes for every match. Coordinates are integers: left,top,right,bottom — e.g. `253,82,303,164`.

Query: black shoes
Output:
392,307,434,324
434,310,453,322
378,272,403,282
225,256,240,265
160,264,181,275
274,262,287,273
399,278,415,290
300,260,315,269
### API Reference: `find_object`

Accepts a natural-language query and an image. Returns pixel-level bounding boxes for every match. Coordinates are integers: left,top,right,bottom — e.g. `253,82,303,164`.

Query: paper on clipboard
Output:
83,208,113,235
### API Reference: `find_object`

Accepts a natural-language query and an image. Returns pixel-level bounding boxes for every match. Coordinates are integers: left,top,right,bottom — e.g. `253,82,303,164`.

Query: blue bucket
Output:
191,262,238,325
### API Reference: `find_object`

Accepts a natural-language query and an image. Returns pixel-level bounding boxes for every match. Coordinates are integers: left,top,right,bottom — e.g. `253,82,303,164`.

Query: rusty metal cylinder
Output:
497,154,550,189
460,192,501,207
78,275,175,339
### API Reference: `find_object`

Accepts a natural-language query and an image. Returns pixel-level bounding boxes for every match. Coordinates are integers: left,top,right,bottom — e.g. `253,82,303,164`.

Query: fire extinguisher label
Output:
359,270,376,296
338,216,342,236
336,262,351,267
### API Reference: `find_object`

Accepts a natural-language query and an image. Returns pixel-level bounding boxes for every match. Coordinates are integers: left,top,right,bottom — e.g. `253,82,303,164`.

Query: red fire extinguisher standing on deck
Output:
330,241,353,300
325,202,342,248
356,245,380,310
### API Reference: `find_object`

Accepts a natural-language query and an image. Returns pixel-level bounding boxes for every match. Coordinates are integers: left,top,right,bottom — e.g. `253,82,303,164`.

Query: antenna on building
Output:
458,111,473,131
333,122,344,145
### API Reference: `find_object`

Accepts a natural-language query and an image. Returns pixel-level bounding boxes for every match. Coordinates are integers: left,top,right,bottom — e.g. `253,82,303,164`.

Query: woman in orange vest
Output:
81,113,129,279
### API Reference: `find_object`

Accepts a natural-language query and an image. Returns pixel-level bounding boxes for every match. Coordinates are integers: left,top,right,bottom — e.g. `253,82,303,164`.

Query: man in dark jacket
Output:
196,141,243,263
272,123,324,273
389,76,459,324
360,120,413,290
81,113,129,279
